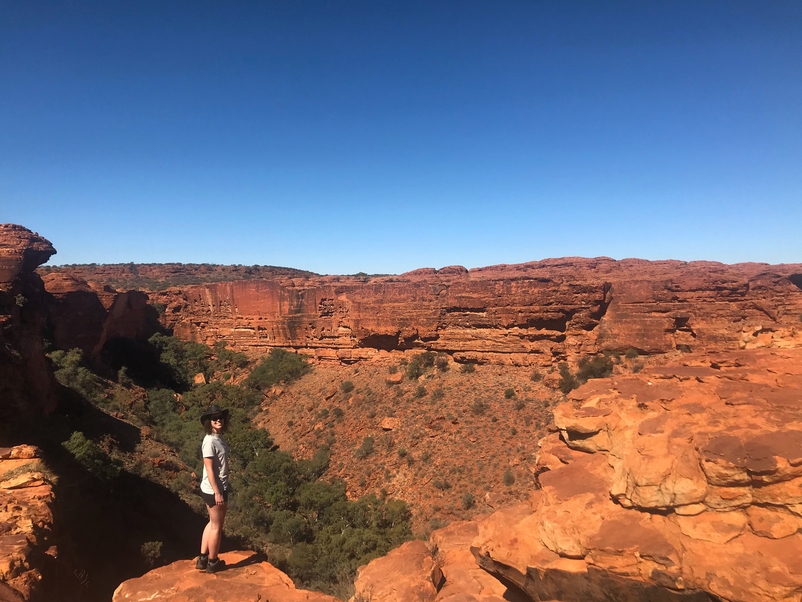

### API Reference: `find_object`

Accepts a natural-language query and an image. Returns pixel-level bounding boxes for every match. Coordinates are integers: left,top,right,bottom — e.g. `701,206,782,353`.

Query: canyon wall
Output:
139,259,802,366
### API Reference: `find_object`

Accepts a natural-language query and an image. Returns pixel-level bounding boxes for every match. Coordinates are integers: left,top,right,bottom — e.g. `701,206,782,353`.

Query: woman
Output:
196,404,231,573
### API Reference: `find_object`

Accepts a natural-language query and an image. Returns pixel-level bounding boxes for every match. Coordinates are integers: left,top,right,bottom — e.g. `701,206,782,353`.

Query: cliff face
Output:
140,258,802,366
0,225,59,420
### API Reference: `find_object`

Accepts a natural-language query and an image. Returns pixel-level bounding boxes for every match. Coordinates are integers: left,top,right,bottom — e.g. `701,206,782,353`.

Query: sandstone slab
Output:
112,551,338,602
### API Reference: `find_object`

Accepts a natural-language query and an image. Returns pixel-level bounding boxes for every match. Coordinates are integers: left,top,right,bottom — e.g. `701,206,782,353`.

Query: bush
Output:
62,432,120,480
529,369,542,382
414,385,427,398
50,348,104,400
432,479,451,490
355,436,375,459
514,399,526,411
341,381,355,394
471,399,488,415
576,354,614,382
502,468,515,486
625,348,639,359
558,363,578,393
388,365,398,374
406,351,436,380
149,333,213,386
461,492,475,510
140,541,163,568
332,407,344,420
504,388,515,399
245,348,311,390
459,362,476,374
431,388,444,401
434,354,449,371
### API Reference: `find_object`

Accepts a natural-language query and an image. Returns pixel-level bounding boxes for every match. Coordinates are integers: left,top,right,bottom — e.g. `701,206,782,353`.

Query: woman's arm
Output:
203,457,225,505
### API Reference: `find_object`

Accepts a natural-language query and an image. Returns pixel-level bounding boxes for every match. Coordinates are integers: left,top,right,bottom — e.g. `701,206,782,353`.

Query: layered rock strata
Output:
0,446,55,601
146,259,802,365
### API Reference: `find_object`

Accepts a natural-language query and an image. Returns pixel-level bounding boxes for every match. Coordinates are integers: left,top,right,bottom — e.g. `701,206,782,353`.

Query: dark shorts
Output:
200,489,229,507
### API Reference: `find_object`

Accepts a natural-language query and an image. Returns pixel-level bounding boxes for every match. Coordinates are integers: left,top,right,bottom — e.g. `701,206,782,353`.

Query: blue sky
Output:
1,1,800,273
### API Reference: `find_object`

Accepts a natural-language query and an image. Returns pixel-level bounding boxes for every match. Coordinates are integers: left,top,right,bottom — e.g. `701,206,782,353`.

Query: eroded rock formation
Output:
0,225,59,419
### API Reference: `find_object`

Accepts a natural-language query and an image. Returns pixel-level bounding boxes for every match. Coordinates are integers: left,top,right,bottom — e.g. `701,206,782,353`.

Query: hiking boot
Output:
206,557,226,573
195,554,208,570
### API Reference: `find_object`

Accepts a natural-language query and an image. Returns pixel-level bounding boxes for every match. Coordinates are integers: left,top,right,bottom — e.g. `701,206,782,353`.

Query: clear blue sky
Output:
1,1,800,274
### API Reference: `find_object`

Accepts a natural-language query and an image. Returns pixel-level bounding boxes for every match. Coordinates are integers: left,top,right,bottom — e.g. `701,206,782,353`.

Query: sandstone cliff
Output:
140,259,802,365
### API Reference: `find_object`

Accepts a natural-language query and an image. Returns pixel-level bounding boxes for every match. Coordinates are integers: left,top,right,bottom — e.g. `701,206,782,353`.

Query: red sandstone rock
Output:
135,259,802,367
0,225,59,418
352,540,443,602
37,254,802,371
0,446,55,601
473,347,802,602
112,551,338,602
0,226,55,289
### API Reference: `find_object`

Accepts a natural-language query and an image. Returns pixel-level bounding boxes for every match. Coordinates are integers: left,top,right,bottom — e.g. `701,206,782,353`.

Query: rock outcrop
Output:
0,446,55,601
111,550,338,602
0,225,59,419
42,271,161,357
350,347,802,602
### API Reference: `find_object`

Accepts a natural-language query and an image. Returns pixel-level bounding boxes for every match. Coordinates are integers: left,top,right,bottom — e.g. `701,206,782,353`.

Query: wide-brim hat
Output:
200,405,230,424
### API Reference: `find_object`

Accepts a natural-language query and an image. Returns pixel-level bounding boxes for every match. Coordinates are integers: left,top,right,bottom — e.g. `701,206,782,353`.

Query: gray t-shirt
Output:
200,433,230,495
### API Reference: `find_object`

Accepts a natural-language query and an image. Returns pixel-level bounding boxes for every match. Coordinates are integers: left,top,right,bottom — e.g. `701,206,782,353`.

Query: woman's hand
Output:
214,492,225,506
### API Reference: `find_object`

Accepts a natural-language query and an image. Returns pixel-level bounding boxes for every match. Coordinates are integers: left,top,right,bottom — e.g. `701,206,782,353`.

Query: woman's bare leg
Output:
202,503,227,559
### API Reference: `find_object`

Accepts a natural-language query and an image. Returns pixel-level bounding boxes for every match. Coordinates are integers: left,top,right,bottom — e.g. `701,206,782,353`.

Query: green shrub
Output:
62,432,120,480
397,448,407,458
50,349,104,400
432,479,451,490
514,399,526,411
461,492,475,510
414,385,427,398
431,388,444,401
388,365,398,374
576,354,614,382
405,351,436,380
502,468,515,486
504,388,515,399
140,541,163,568
434,354,449,371
459,362,476,374
471,399,488,415
341,381,355,394
625,348,639,359
332,407,344,420
558,363,578,393
149,333,213,386
355,436,375,459
245,348,311,390
529,369,542,382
